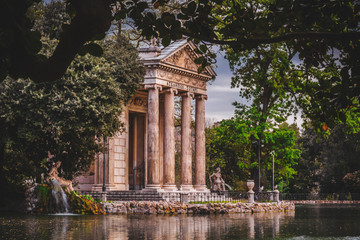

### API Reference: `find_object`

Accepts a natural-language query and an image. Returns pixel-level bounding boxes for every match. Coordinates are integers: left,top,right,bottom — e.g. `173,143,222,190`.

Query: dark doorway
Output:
128,112,146,190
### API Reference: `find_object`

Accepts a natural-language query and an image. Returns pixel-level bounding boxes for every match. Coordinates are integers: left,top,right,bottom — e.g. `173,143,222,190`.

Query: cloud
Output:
205,51,245,121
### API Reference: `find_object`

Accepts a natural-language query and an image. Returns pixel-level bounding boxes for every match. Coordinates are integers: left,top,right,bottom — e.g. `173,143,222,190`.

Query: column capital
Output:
162,88,178,95
180,92,195,98
144,84,162,91
195,94,208,100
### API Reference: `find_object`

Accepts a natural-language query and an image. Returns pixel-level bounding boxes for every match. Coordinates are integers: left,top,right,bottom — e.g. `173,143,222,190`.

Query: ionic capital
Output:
195,94,208,100
162,88,178,95
180,92,195,98
144,84,162,91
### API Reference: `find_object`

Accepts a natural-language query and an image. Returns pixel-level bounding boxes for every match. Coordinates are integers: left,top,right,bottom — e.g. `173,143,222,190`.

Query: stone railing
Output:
78,191,282,203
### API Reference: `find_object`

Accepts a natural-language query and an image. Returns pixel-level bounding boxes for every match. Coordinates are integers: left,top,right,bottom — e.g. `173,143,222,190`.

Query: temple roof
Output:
139,39,216,80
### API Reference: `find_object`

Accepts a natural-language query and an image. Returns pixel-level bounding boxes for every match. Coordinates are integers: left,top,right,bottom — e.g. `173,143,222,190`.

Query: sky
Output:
205,52,246,121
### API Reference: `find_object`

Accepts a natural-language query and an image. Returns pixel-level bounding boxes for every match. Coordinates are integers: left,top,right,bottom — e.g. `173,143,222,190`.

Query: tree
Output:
287,125,360,195
227,43,301,128
3,0,359,81
0,36,144,195
1,0,113,83
2,0,359,131
132,0,360,131
206,113,300,191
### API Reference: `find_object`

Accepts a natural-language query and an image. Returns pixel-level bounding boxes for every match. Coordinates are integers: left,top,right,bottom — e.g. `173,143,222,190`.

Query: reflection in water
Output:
1,205,360,239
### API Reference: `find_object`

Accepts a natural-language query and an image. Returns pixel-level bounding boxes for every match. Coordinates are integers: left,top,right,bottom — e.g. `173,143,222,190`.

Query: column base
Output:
162,185,178,191
91,184,118,192
193,185,210,192
143,184,164,192
180,185,195,192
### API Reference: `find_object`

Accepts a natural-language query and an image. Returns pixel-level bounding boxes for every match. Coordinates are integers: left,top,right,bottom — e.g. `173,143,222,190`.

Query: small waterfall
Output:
50,179,70,213
224,183,233,191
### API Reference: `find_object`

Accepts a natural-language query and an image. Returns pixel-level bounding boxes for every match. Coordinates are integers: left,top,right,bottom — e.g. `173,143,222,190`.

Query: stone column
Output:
162,88,178,191
145,84,162,190
194,95,208,191
180,92,194,191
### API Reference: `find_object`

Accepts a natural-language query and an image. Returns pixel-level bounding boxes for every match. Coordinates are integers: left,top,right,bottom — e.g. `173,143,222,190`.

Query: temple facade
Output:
75,39,215,192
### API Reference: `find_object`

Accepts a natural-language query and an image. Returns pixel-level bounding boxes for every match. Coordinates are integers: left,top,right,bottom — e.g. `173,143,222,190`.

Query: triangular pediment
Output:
163,48,198,71
160,41,215,78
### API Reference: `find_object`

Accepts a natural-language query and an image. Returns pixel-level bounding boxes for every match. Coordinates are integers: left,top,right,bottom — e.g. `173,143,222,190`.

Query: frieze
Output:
128,97,148,107
155,69,207,90
165,81,199,93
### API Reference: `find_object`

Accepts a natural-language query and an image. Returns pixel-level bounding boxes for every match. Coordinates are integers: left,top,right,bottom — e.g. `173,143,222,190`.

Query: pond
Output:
0,204,360,239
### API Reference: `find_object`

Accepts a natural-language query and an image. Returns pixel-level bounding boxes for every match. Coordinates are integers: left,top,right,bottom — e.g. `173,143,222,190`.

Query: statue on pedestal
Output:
46,161,74,193
209,167,225,192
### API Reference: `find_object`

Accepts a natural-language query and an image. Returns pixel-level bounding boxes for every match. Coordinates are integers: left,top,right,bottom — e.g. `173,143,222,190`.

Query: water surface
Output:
0,204,359,239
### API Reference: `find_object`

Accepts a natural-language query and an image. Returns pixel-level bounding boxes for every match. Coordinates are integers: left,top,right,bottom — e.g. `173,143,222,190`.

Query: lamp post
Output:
102,136,106,192
270,151,275,191
257,139,261,190
253,139,261,191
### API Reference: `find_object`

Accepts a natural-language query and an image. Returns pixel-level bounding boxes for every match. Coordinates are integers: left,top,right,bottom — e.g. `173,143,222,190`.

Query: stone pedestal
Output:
101,192,107,202
248,191,255,203
274,189,280,202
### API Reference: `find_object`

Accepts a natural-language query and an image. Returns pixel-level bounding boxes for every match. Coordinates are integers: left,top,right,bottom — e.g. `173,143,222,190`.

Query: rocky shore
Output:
100,201,295,214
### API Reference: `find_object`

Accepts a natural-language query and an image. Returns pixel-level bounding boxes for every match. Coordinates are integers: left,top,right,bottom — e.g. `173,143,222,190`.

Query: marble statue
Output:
46,161,74,193
209,167,225,192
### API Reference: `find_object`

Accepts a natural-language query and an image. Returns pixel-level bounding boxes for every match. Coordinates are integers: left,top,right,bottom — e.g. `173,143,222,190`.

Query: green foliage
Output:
206,113,301,191
0,2,145,188
343,170,360,193
32,184,104,214
2,0,359,134
227,43,300,123
34,184,52,213
288,125,360,194
83,195,94,202
69,192,104,215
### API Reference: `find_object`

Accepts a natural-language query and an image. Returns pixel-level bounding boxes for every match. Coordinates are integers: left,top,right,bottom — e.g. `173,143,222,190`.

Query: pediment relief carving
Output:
163,48,199,72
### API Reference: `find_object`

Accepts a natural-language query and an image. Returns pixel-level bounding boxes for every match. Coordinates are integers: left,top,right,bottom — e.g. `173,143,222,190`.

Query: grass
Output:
189,200,248,204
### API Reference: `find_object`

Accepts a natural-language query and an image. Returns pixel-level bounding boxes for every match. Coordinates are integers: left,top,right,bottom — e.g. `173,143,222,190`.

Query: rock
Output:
198,206,209,214
225,203,233,209
134,207,147,214
228,208,236,213
220,208,228,214
118,205,127,214
178,209,187,214
149,207,157,214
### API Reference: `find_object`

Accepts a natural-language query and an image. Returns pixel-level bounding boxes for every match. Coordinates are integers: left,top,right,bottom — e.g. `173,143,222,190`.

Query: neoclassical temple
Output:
76,39,215,192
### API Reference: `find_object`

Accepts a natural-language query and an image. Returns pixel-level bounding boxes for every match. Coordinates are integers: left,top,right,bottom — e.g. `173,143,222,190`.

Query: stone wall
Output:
290,200,360,204
100,201,295,215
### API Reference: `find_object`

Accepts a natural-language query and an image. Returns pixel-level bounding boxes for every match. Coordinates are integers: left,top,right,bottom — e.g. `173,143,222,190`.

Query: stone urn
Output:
247,180,255,193
247,180,255,203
